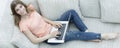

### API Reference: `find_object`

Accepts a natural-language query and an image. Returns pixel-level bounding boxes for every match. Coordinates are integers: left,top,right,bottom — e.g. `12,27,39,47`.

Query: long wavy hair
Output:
10,0,28,27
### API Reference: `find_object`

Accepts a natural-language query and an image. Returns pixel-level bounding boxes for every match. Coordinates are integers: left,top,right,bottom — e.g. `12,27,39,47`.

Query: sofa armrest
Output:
0,41,15,48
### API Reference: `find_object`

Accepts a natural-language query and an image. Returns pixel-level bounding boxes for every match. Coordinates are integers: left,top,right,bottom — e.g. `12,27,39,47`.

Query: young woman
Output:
11,0,118,44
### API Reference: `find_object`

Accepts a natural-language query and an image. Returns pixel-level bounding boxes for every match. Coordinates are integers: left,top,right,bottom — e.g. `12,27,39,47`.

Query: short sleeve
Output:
27,4,36,12
19,22,28,32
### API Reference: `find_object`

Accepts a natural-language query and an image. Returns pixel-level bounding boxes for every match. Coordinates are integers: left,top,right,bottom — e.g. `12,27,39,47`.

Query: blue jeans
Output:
45,9,101,45
56,10,88,32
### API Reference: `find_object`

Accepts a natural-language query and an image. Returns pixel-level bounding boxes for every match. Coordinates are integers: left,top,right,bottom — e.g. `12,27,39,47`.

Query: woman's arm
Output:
23,28,60,44
23,29,50,44
42,17,62,28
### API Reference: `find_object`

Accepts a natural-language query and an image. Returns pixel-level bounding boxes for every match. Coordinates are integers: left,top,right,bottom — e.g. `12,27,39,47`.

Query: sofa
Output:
0,0,120,48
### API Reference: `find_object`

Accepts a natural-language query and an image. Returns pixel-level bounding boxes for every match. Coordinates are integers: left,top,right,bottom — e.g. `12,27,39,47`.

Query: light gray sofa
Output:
0,0,120,48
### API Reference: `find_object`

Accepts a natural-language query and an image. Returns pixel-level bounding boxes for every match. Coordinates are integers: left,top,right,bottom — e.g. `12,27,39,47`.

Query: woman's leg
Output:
65,31,101,42
56,9,88,32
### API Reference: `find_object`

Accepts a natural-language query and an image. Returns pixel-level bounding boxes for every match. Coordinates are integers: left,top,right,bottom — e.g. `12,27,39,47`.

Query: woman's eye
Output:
20,5,22,8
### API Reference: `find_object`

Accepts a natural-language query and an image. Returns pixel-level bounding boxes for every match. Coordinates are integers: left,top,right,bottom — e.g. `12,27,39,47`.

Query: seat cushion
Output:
38,18,120,48
100,0,120,23
37,0,83,20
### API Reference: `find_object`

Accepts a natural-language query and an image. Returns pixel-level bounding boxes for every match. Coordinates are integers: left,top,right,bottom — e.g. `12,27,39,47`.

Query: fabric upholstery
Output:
79,0,100,18
100,0,120,23
10,26,39,48
37,0,83,20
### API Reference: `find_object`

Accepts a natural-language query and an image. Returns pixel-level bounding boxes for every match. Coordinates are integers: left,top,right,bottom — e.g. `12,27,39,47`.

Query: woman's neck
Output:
21,13,29,20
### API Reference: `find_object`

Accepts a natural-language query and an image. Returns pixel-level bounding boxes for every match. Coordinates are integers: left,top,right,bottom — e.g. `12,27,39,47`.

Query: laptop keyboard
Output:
56,24,66,40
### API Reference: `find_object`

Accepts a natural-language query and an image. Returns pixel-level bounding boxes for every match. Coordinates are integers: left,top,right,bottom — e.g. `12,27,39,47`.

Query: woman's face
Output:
15,4,27,16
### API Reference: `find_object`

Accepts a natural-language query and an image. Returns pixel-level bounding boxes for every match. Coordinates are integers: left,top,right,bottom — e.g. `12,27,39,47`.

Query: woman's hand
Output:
27,4,35,12
52,22,62,28
42,17,62,28
49,31,61,38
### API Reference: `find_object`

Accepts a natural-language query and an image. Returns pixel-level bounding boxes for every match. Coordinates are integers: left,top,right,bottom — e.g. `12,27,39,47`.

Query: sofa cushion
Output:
0,41,15,48
37,0,83,20
79,0,100,18
0,0,14,41
22,0,40,13
100,0,120,23
10,26,39,48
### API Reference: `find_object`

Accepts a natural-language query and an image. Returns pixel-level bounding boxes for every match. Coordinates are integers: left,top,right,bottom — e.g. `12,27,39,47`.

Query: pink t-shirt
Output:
19,11,52,37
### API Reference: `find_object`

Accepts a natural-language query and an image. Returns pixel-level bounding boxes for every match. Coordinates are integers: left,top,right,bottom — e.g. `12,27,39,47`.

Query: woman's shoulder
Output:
29,10,42,17
19,20,25,26
19,18,29,26
19,20,29,32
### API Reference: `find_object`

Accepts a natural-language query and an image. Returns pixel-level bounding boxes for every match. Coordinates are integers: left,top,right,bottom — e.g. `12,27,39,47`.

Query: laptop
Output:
47,13,71,43
47,21,69,43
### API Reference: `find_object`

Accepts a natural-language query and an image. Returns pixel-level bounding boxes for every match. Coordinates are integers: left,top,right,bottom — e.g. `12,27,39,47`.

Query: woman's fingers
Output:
57,32,61,36
55,35,60,38
56,23,63,28
55,31,61,37
52,22,63,28
50,31,61,38
55,31,61,36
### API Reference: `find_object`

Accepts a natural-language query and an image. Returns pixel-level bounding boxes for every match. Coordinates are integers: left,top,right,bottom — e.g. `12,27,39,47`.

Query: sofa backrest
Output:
37,0,83,20
100,0,120,23
79,0,100,18
21,0,40,13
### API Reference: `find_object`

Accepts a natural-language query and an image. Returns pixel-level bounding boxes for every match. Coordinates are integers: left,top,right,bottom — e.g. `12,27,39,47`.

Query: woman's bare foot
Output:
101,33,119,40
89,39,101,42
